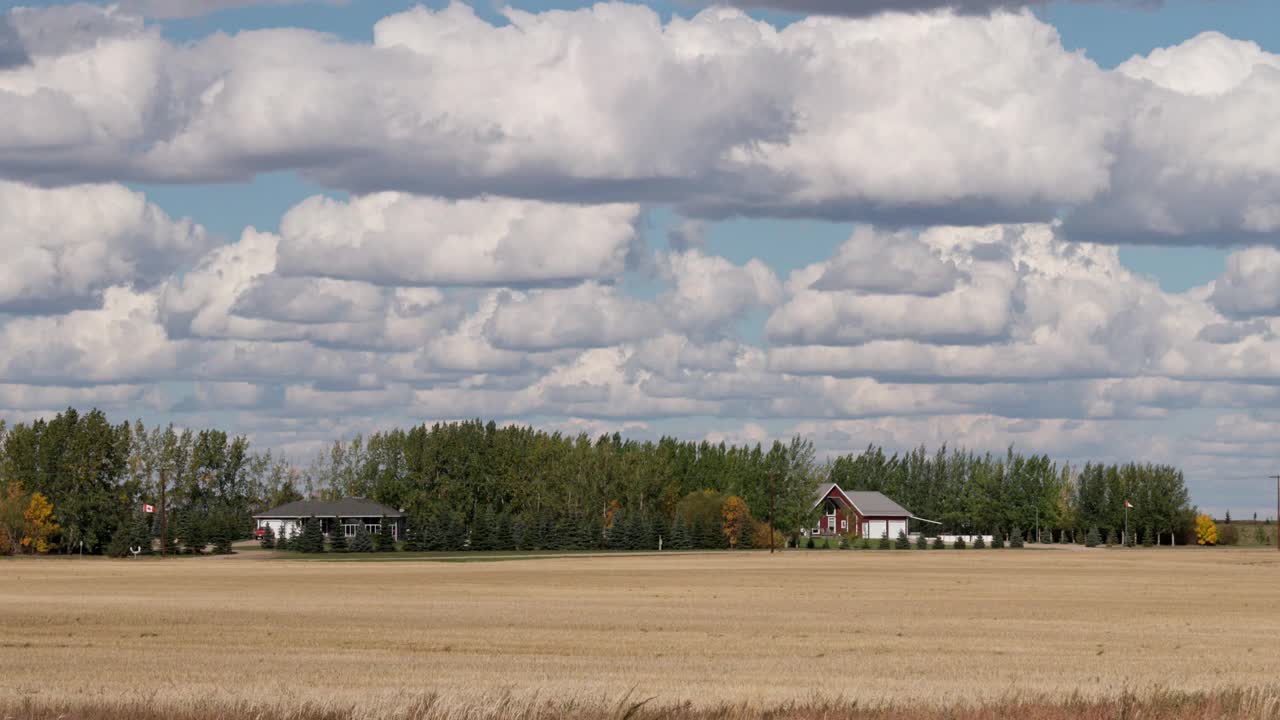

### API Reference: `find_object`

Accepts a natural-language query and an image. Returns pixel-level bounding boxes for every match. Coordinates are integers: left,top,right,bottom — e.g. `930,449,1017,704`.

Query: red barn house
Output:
806,483,913,540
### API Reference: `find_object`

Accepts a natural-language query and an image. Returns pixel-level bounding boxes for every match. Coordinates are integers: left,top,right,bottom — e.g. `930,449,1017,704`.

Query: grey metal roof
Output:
253,498,403,519
811,483,910,517
844,491,910,517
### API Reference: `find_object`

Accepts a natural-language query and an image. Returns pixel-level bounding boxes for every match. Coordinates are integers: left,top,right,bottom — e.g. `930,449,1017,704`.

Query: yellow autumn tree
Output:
721,495,750,548
22,492,59,554
1195,514,1218,546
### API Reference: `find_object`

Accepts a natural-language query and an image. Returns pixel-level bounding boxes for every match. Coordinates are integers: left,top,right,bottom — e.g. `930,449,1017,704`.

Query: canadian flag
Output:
143,504,156,513
1124,500,1133,508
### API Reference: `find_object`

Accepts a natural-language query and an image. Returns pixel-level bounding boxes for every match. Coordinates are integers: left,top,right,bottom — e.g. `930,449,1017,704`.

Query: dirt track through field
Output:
3,549,1279,709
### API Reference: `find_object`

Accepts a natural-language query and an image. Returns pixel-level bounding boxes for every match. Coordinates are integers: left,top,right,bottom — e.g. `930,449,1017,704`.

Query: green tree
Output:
177,512,206,555
349,523,374,553
376,516,396,552
299,516,325,553
973,534,985,549
1086,526,1101,548
1009,527,1024,548
259,524,275,550
330,519,349,553
878,531,891,550
954,536,966,549
915,532,928,550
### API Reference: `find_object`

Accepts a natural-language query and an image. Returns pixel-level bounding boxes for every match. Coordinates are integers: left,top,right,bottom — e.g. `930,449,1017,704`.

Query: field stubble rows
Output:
3,549,1280,717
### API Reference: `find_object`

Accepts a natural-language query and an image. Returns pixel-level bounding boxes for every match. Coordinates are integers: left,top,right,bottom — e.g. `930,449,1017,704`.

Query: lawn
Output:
3,548,1280,718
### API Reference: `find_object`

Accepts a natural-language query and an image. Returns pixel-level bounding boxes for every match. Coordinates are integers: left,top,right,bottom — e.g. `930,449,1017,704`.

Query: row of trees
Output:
829,446,1196,544
0,409,1199,555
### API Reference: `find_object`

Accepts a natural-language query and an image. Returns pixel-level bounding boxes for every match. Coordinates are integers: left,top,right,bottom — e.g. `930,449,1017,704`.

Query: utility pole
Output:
1272,475,1280,552
159,468,167,558
769,470,776,554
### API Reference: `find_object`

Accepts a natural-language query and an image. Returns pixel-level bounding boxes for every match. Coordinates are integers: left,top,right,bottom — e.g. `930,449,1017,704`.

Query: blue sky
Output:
4,0,1280,516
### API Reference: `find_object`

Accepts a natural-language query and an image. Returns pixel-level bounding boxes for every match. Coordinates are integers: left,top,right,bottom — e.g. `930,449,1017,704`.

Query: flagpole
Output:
1125,502,1129,548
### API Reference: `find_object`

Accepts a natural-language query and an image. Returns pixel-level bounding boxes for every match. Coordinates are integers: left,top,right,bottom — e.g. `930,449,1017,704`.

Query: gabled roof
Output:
811,483,911,517
253,498,403,519
844,491,910,517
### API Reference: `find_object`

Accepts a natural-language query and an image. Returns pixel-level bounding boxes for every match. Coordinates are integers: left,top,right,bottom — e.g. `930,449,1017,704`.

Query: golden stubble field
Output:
3,548,1280,714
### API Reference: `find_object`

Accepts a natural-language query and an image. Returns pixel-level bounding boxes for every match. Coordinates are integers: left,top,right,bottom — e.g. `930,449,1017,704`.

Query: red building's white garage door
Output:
862,519,908,539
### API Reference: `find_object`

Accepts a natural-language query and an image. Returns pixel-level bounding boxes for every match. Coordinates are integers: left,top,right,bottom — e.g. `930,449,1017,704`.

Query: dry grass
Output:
4,548,1280,718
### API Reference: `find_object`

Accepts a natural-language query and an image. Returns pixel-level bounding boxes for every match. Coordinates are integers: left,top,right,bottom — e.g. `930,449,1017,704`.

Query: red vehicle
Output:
253,527,267,539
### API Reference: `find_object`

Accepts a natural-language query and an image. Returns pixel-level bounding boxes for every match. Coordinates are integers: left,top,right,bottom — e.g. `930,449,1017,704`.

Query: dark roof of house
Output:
253,498,404,519
812,483,911,517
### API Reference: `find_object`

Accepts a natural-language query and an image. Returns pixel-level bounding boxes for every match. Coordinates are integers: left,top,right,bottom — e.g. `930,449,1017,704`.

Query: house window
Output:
342,523,359,537
840,519,847,530
365,523,381,535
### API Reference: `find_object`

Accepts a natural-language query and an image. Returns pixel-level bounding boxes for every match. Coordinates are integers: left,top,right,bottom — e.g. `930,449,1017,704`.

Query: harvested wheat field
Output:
3,548,1280,719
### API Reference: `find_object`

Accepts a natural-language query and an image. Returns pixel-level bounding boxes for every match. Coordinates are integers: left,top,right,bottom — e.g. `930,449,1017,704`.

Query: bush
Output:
931,536,945,550
953,536,966,549
992,532,1004,549
896,530,911,549
860,537,872,550
878,532,891,550
1086,527,1101,548
838,535,849,550
915,532,929,550
973,534,985,549
806,536,815,549
1009,527,1024,549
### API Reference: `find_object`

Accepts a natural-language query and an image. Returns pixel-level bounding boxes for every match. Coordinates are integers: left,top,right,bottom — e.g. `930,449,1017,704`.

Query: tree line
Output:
830,445,1196,545
0,409,1198,554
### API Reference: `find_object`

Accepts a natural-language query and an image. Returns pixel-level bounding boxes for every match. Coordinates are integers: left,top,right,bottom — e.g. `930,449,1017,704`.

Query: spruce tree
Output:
1009,527,1024,548
300,516,325,553
670,515,692,550
162,514,179,555
350,523,374,553
376,516,397,552
130,513,153,555
931,535,945,550
178,512,206,555
511,516,527,551
1086,526,1101,548
494,513,514,551
878,531,891,550
1106,529,1118,547
953,536,966,549
624,509,648,550
425,511,447,551
1142,525,1154,547
585,511,606,550
330,519,349,553
259,524,275,550
210,514,234,555
607,510,627,550
896,530,911,550
973,534,985,549
915,532,929,550
470,507,495,551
